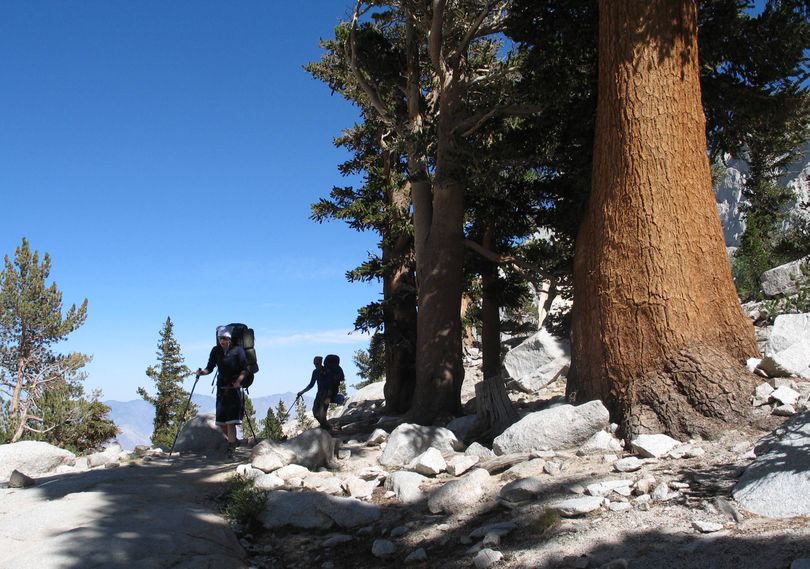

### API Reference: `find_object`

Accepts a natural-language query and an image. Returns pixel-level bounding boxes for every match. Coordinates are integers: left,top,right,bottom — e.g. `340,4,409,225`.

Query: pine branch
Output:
348,1,396,127
455,103,545,137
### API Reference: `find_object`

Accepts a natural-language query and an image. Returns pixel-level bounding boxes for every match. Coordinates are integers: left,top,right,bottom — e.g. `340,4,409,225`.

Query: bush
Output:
221,474,267,531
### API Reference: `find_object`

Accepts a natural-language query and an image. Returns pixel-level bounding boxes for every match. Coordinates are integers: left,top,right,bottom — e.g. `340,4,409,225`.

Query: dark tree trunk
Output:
476,227,519,437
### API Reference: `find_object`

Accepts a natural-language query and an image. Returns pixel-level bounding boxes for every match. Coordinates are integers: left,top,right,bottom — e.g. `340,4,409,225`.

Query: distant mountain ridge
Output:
105,392,312,450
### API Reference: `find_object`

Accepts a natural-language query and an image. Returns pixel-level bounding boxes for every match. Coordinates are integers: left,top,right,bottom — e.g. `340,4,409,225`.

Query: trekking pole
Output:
241,388,259,444
169,373,200,457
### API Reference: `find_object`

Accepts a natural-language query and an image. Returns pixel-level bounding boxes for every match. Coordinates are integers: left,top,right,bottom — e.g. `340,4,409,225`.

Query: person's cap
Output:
218,331,232,339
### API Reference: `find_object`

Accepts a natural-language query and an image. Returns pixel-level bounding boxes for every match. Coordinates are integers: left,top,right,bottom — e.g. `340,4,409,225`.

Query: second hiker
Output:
297,354,344,432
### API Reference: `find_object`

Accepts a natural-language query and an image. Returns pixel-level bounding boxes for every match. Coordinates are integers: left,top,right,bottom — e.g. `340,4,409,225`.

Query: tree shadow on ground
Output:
0,453,247,569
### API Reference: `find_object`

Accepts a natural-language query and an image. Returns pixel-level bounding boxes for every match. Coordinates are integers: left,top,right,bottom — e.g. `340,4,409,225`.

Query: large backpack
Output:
216,323,259,389
322,354,343,391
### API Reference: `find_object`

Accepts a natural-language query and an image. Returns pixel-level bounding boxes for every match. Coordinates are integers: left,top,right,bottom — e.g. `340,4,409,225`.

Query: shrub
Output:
221,474,267,531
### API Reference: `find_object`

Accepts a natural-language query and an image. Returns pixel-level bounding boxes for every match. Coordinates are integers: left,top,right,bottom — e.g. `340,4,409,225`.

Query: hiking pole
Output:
241,388,259,444
169,373,200,457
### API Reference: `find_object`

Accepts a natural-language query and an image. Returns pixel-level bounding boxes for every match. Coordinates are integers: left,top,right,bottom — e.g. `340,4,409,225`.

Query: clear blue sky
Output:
0,1,379,401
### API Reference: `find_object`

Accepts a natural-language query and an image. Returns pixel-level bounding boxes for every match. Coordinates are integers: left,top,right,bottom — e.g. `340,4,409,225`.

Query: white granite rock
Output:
379,424,461,468
493,401,610,454
630,434,681,458
503,330,570,393
550,496,604,516
428,468,490,514
409,447,447,476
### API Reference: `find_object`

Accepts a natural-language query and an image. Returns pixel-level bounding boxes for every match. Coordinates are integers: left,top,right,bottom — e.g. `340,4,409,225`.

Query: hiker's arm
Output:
297,375,317,397
196,346,218,376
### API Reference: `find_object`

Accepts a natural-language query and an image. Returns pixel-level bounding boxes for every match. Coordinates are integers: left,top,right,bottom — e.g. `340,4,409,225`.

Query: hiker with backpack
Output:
297,354,344,432
195,329,248,455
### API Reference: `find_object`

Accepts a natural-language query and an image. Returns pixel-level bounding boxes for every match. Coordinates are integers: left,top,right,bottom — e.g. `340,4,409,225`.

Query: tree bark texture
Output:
408,152,466,422
569,0,759,439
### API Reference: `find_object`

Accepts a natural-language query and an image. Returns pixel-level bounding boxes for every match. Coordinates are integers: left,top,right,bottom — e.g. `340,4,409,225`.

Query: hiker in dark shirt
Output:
195,330,248,454
297,355,335,431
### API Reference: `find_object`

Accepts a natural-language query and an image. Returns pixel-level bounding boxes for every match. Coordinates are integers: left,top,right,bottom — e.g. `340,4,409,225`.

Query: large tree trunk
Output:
403,9,466,423
409,153,466,422
568,0,759,440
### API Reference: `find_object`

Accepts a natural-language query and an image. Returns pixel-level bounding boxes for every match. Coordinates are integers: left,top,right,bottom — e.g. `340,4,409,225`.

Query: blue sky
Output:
0,1,379,401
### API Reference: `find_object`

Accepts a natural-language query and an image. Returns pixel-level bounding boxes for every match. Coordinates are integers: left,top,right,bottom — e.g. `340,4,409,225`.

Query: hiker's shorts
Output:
216,387,243,425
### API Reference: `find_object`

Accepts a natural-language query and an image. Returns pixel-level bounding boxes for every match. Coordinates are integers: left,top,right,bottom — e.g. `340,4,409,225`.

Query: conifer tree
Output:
137,317,195,448
37,382,118,452
275,399,290,425
294,396,314,433
353,332,386,389
261,406,284,441
0,238,91,443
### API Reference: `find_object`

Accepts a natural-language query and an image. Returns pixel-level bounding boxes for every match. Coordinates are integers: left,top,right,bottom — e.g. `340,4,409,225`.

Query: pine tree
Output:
261,406,284,441
294,396,314,433
353,332,386,389
0,238,91,443
37,383,118,453
275,399,290,425
137,317,196,448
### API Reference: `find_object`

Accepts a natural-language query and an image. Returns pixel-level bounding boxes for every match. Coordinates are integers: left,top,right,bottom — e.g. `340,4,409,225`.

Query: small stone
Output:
389,525,409,538
473,548,503,568
609,502,632,512
713,497,743,523
323,534,353,547
551,496,604,516
482,532,501,547
772,385,800,406
405,548,428,563
634,477,654,495
692,520,723,533
8,469,36,488
371,539,396,558
773,404,797,416
631,434,681,458
651,482,670,501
